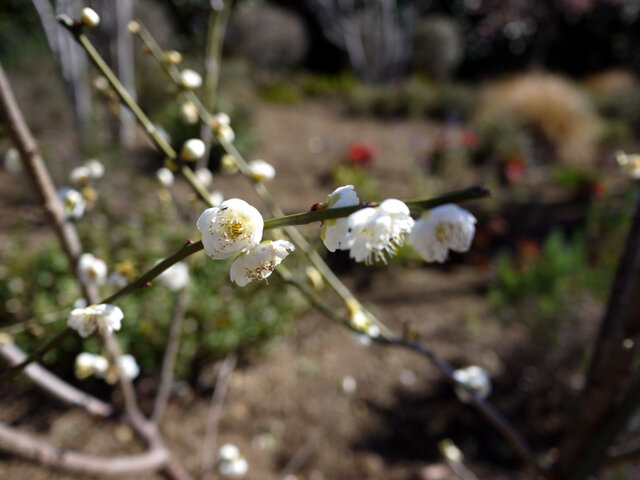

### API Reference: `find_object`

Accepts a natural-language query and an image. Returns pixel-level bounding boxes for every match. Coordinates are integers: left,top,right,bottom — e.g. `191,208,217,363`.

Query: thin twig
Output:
152,288,189,425
200,353,238,480
277,267,548,477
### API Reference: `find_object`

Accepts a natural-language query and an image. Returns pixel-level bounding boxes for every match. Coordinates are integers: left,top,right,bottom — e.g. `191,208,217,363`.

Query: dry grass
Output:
473,72,602,165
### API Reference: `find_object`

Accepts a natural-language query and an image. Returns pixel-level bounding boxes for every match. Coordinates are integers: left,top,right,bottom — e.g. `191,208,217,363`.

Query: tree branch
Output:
0,421,167,476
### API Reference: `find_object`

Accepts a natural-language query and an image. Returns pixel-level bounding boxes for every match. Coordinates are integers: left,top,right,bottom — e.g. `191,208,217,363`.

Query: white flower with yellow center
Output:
230,240,295,287
78,253,107,286
195,167,213,187
179,69,202,89
321,185,360,252
118,354,140,380
67,304,123,338
180,138,206,163
408,204,476,263
58,187,86,219
157,261,190,291
197,199,264,260
156,167,174,187
4,148,21,174
343,199,414,264
247,159,275,182
452,365,491,403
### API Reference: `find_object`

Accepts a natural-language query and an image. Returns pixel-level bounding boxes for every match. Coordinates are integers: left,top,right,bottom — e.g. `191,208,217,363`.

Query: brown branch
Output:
0,421,167,476
0,341,112,418
152,289,189,425
0,59,193,480
200,353,238,480
556,188,640,477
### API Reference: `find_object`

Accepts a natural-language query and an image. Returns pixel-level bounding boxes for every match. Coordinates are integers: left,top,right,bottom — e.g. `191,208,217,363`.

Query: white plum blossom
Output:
85,159,105,179
247,159,275,182
230,240,295,287
4,148,22,174
67,304,123,338
408,204,476,263
180,138,206,163
75,352,109,379
58,187,86,219
210,191,224,207
70,165,92,185
179,69,202,89
218,444,248,478
156,167,174,187
221,154,238,174
157,261,190,291
81,7,100,27
195,167,213,187
197,199,264,260
343,199,414,264
219,444,240,462
118,354,140,380
78,253,107,286
321,185,360,252
452,365,491,403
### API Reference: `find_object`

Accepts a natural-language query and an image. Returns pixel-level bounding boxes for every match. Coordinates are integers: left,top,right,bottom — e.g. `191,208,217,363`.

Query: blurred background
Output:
1,0,640,479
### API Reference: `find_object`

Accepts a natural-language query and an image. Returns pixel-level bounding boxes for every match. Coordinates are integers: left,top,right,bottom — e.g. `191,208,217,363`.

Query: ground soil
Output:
0,90,608,480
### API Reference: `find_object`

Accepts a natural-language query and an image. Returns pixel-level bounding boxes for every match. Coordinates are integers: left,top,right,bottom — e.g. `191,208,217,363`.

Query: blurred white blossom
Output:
70,166,92,185
452,365,491,403
58,187,86,219
616,151,640,179
74,352,109,380
408,204,476,263
78,253,107,286
157,261,190,291
247,159,275,182
195,167,213,187
85,159,105,179
180,139,206,163
4,148,21,174
67,304,123,338
156,167,174,187
118,354,140,380
180,101,199,125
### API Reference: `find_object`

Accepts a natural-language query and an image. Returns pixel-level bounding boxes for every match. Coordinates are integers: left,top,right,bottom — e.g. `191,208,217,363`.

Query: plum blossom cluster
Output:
453,365,492,403
616,151,640,179
218,443,248,478
197,199,295,286
75,352,140,381
320,185,477,265
58,159,106,219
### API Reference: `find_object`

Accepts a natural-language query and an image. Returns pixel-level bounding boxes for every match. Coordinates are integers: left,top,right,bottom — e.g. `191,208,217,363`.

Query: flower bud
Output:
180,138,206,162
81,7,100,28
156,167,174,187
248,159,275,182
164,50,183,65
179,69,202,89
180,102,199,125
127,20,140,34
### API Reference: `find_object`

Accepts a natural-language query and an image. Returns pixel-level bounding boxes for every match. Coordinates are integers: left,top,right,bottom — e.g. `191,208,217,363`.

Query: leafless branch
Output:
0,341,112,418
0,421,168,476
200,353,238,480
152,289,189,425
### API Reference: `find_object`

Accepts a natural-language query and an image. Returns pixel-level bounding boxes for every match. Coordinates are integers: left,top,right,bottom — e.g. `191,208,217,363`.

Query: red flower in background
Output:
504,155,526,183
347,142,376,167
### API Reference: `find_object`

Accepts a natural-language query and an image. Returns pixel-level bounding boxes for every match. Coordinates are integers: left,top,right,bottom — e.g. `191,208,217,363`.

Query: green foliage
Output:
0,203,304,379
488,189,635,342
